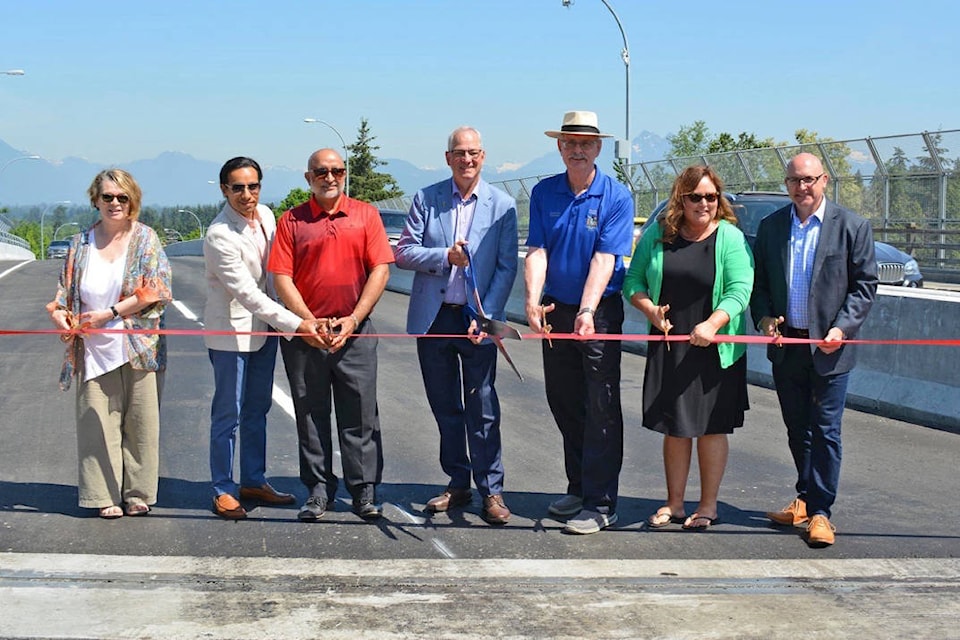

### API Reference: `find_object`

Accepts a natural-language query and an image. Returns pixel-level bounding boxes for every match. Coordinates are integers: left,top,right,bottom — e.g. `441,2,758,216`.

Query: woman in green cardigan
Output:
624,165,754,530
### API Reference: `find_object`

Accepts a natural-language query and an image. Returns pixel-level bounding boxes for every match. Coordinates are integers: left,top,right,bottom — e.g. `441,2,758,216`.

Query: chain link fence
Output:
374,129,960,279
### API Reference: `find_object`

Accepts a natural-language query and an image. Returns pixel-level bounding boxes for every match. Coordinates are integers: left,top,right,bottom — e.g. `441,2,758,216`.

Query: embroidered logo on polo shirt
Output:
585,210,598,230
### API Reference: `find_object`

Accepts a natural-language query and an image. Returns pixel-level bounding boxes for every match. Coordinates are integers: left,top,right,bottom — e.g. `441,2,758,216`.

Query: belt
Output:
782,325,810,338
440,303,464,310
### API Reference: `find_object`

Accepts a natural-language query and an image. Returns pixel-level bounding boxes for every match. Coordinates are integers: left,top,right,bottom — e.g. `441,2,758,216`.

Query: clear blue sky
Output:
1,0,956,174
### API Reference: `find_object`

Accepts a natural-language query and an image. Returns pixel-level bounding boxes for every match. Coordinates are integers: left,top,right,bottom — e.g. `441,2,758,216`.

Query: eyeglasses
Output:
559,138,598,150
311,167,347,178
100,193,130,204
449,149,483,159
683,192,720,203
227,182,261,194
785,174,824,187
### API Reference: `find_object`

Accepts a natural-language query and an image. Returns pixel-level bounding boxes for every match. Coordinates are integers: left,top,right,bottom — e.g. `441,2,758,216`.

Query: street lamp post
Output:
53,221,81,241
303,118,350,196
40,200,71,259
561,0,630,163
176,209,204,238
0,154,41,183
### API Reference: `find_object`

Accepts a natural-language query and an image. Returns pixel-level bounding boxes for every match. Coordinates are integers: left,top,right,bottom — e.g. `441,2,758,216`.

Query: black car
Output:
379,209,407,243
636,192,923,287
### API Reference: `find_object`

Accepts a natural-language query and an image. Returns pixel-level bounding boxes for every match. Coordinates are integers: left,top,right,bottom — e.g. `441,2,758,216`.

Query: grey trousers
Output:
76,363,161,508
279,320,383,503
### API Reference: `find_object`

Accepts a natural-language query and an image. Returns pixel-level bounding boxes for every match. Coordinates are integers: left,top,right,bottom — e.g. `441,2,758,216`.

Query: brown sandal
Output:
648,507,686,528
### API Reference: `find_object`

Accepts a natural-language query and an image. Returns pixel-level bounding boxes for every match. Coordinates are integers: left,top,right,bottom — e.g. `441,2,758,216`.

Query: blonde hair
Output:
87,168,143,220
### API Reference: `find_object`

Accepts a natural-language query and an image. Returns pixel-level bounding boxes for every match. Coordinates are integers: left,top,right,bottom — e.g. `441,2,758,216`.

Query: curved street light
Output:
53,221,81,241
40,200,71,259
0,154,41,183
561,0,630,162
2,70,25,76
176,209,204,238
303,118,350,196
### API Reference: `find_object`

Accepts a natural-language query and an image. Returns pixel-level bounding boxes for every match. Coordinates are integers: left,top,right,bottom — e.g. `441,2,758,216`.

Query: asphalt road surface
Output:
0,257,957,639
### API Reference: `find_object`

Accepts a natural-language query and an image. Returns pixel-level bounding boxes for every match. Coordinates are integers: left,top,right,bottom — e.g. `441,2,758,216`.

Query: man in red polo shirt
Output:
267,148,394,522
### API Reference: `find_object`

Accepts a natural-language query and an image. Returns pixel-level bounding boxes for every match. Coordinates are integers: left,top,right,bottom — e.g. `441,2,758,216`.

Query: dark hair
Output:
219,157,263,185
660,165,737,244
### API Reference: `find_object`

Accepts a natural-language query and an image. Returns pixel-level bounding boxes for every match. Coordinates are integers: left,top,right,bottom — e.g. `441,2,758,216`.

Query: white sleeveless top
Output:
79,230,129,381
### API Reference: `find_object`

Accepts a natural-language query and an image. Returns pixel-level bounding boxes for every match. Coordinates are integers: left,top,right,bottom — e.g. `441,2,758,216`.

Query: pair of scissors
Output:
462,247,523,381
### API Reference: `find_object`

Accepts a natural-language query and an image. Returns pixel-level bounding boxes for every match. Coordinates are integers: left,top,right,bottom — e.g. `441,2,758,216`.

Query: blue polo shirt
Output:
527,166,633,305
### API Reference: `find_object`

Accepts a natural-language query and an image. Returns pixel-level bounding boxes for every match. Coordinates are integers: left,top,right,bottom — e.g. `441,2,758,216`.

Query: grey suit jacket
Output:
203,203,302,352
750,199,878,375
394,178,518,335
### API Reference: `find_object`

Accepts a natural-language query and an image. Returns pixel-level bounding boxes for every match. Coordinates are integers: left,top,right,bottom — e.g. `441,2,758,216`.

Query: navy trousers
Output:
417,305,504,497
772,343,849,518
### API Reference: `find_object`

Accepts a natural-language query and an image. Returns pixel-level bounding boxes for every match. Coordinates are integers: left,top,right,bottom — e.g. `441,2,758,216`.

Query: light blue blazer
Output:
394,178,518,334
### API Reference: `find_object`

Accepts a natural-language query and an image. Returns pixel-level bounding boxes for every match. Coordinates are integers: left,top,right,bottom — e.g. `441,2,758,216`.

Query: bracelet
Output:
110,305,120,319
349,313,360,327
576,307,595,317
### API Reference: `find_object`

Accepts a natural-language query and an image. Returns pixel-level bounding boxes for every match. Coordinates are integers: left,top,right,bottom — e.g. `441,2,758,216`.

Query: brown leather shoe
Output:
806,514,836,547
213,494,247,519
481,494,511,525
766,497,808,526
425,487,472,513
239,483,296,505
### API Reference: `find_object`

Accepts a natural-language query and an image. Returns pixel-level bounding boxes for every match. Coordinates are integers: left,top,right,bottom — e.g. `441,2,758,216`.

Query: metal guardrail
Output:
0,230,31,251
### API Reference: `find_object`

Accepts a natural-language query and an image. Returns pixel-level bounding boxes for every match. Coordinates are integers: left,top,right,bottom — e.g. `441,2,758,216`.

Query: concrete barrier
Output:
386,261,960,433
0,245,35,261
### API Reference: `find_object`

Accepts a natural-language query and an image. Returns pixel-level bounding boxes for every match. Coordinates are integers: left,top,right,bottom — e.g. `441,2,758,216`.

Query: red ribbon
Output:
4,327,959,347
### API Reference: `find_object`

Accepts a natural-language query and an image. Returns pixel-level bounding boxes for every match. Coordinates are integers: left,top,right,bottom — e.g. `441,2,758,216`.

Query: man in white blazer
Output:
394,127,518,525
203,156,320,519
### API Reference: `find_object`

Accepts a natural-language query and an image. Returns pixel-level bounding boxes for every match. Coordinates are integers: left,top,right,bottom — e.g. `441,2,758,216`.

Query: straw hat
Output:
545,110,613,138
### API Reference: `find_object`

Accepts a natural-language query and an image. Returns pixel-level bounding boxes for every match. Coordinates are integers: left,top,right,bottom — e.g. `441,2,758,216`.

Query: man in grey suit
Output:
394,126,518,525
204,156,320,519
750,152,878,547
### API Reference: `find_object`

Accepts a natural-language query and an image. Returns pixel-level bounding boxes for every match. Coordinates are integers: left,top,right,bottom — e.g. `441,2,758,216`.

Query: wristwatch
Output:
110,305,120,319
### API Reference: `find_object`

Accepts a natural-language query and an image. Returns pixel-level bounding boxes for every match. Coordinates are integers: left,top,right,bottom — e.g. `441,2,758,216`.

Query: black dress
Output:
642,229,748,437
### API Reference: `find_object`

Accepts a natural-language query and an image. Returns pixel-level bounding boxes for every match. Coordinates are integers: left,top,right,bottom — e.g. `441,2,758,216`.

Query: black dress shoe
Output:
353,500,382,520
298,496,326,522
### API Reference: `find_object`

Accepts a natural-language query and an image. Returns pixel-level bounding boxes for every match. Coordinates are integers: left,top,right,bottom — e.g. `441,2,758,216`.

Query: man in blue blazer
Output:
751,152,878,547
395,126,518,525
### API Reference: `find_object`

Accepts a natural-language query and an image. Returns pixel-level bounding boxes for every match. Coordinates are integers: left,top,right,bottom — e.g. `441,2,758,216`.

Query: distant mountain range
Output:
0,132,672,211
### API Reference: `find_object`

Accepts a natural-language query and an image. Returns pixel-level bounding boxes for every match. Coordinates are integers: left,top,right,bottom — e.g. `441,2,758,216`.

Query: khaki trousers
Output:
76,363,161,508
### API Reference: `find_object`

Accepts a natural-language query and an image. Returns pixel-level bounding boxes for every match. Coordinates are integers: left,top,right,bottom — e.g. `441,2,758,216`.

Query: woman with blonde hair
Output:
47,169,171,518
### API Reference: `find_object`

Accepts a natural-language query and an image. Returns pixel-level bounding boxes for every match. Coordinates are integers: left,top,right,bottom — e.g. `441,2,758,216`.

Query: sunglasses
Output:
311,167,347,178
228,183,261,194
100,193,130,204
683,193,720,203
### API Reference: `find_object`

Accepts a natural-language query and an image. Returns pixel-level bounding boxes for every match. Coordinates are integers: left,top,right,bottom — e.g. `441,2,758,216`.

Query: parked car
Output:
636,192,923,287
45,239,71,260
379,208,407,243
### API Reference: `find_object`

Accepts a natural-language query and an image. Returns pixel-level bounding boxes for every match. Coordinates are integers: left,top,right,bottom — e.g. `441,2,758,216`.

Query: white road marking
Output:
174,299,340,459
171,299,200,323
0,260,32,281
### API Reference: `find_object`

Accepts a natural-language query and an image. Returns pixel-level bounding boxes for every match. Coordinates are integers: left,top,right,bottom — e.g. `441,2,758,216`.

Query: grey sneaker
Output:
298,496,326,522
548,494,583,517
563,510,617,535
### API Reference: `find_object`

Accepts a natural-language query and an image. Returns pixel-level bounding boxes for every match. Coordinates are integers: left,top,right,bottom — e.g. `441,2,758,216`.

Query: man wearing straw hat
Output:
524,111,634,534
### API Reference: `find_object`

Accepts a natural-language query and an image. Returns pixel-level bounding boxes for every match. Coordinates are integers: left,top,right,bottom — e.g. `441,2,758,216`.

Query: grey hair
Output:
447,126,483,151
